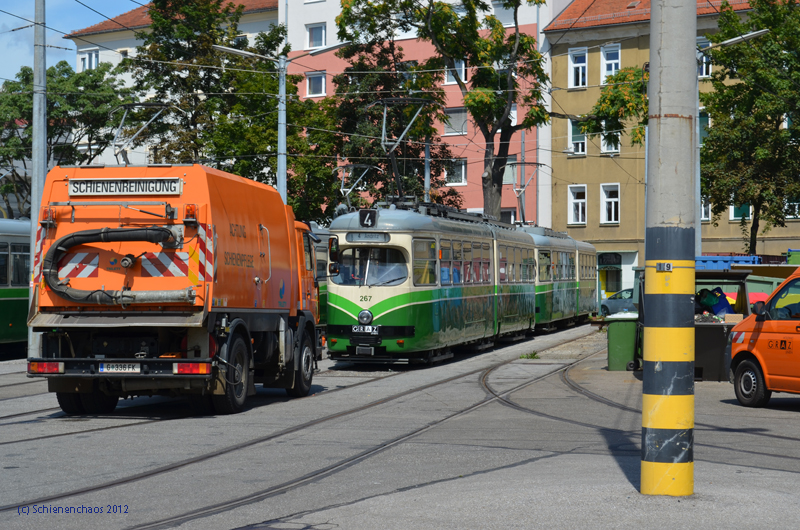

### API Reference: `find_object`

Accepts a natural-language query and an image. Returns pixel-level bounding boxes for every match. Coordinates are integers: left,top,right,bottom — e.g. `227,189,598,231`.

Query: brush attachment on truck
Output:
41,226,196,305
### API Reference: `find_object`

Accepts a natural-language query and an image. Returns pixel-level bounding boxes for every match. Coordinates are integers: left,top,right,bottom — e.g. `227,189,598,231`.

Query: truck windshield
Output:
331,247,408,287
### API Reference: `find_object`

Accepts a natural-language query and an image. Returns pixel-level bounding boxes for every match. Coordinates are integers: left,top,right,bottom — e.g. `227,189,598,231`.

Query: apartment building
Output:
542,0,797,296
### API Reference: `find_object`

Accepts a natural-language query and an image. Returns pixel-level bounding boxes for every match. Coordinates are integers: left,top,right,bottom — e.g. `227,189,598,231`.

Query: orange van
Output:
727,267,800,407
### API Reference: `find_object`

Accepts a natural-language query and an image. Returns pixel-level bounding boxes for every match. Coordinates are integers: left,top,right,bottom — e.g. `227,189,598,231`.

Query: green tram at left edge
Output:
325,206,597,363
0,218,32,346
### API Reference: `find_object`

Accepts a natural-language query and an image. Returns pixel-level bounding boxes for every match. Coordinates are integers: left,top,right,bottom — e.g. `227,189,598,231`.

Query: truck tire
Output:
734,359,772,408
213,336,249,414
287,331,313,397
56,392,85,415
80,389,119,414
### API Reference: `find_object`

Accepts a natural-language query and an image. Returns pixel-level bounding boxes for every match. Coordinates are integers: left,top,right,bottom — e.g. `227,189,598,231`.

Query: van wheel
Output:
80,389,119,414
287,332,314,397
56,392,85,415
734,360,772,407
213,336,250,414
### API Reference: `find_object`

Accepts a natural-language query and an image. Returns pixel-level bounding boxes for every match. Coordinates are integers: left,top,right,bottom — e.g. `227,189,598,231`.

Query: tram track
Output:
0,330,596,520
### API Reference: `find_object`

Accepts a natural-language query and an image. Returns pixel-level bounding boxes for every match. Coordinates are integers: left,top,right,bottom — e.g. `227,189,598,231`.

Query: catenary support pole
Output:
28,0,46,359
641,0,696,496
277,55,287,204
424,137,430,203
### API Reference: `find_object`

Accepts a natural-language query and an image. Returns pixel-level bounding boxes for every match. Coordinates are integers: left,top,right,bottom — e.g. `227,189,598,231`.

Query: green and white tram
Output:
0,219,31,345
325,207,596,363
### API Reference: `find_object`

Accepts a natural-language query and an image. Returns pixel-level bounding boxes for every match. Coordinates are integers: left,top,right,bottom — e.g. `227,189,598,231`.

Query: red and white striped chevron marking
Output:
32,226,44,285
196,223,214,282
58,252,99,278
141,252,189,277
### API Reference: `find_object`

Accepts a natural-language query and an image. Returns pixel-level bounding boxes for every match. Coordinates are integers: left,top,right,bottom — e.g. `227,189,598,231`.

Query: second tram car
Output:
0,218,31,345
324,206,597,363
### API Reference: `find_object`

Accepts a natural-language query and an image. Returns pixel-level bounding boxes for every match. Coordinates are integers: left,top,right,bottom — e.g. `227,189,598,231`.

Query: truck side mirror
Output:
328,263,340,276
328,236,339,263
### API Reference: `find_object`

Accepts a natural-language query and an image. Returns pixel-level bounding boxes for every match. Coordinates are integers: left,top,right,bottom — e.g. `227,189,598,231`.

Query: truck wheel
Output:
56,392,85,415
213,336,249,414
734,360,772,408
287,331,313,397
80,390,119,414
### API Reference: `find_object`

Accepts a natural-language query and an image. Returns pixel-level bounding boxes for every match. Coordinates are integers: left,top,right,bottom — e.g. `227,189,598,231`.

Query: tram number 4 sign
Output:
359,209,377,228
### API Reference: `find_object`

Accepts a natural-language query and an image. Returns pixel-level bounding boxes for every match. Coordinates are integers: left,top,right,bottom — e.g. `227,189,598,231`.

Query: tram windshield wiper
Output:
368,276,407,287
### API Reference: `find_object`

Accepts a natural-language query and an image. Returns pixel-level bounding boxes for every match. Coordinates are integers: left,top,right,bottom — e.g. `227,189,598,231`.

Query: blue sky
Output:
0,0,141,83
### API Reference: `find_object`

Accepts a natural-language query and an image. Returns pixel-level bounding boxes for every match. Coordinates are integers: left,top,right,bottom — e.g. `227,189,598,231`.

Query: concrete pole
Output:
641,0,696,496
28,0,46,359
424,137,430,203
520,130,526,223
277,55,287,204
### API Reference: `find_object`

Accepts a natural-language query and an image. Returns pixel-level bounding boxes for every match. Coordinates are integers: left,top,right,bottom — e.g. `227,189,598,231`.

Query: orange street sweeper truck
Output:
27,164,321,415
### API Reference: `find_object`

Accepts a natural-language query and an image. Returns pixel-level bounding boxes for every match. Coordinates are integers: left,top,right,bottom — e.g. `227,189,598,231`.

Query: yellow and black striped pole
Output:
641,0,696,496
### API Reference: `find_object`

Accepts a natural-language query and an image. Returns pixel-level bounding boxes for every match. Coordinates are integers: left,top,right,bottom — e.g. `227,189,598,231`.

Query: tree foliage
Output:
124,0,341,222
0,61,132,218
581,66,649,149
336,0,549,219
701,0,800,253
329,40,461,209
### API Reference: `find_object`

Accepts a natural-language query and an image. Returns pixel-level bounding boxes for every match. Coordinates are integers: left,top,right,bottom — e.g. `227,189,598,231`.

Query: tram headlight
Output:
358,310,373,325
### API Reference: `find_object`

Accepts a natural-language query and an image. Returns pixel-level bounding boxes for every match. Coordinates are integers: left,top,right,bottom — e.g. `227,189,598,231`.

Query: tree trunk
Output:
748,209,760,255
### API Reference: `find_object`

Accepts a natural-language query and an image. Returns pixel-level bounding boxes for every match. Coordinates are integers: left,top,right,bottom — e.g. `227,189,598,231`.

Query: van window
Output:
767,279,800,320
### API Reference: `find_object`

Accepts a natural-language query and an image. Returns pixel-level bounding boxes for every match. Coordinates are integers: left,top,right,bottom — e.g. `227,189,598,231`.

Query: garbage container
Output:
606,313,638,371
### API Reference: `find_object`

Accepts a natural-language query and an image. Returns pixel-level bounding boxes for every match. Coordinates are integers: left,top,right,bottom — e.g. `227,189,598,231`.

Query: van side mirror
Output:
328,236,339,263
754,301,767,322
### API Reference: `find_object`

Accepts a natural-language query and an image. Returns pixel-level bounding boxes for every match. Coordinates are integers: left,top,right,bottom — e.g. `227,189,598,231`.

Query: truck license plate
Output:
99,363,140,374
352,325,379,335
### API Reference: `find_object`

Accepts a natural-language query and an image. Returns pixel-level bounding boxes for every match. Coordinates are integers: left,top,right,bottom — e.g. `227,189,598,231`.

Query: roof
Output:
544,0,751,33
65,0,279,39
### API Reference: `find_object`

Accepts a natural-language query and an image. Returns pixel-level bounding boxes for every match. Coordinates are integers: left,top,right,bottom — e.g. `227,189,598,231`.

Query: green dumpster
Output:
606,313,638,371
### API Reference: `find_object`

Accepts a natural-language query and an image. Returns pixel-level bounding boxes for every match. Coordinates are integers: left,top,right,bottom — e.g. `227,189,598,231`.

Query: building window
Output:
307,23,326,49
568,185,586,225
445,59,466,85
601,121,620,153
697,38,712,78
446,158,467,186
444,108,468,136
699,110,709,146
492,1,515,26
786,198,800,219
79,50,100,72
601,44,620,84
605,269,622,292
307,73,326,97
568,48,587,88
601,183,620,224
502,155,517,185
398,60,417,88
702,198,711,221
568,119,586,154
730,203,751,220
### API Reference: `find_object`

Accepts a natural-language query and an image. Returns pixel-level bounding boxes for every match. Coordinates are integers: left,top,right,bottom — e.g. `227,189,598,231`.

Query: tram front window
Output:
331,247,408,287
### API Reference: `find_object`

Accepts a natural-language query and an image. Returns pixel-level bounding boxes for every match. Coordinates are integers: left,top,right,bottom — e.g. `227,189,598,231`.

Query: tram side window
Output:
539,251,551,282
499,246,507,283
440,239,451,285
514,248,521,283
0,243,8,286
570,254,576,280
520,249,528,282
452,241,463,284
462,242,473,284
481,243,491,283
413,238,437,286
11,244,29,286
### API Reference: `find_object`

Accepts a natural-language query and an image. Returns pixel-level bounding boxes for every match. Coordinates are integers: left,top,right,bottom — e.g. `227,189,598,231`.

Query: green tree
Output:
0,61,133,218
701,0,800,254
581,66,649,149
330,40,461,209
125,1,342,222
337,0,548,220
